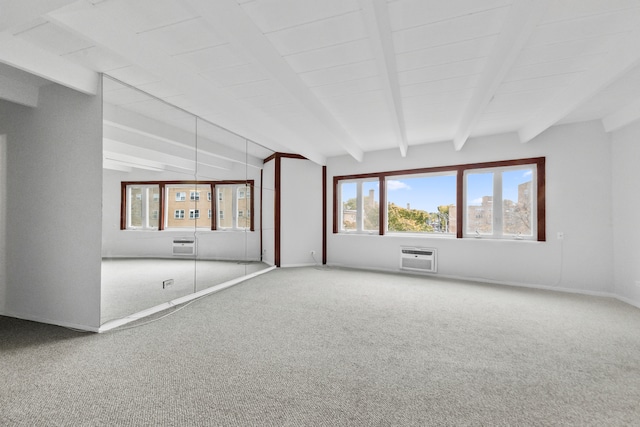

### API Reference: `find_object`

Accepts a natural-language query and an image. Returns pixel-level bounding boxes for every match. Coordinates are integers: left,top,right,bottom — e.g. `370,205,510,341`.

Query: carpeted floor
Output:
2,267,640,426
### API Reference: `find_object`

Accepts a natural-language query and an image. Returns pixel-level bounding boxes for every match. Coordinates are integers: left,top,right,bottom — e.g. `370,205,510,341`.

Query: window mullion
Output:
356,181,363,232
494,172,503,237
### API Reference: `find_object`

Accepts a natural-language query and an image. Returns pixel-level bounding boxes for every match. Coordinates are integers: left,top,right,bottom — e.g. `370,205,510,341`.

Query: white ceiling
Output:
1,0,640,165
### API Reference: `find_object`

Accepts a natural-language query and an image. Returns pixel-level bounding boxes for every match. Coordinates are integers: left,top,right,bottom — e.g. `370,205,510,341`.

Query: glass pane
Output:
386,175,455,233
129,187,143,228
218,186,233,228
340,182,357,231
237,185,251,229
502,169,533,236
148,187,159,228
466,172,493,235
194,184,211,229
362,181,379,232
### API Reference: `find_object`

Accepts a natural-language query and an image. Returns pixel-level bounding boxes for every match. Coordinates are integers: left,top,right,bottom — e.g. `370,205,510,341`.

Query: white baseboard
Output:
326,263,628,303
2,311,100,332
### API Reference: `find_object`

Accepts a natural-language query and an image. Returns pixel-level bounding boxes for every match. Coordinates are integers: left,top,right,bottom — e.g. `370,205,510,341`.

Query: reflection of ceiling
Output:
2,1,640,165
102,77,272,175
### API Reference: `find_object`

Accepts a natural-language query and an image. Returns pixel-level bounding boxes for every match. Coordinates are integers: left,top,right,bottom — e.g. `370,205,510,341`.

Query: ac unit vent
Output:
400,247,437,273
173,238,195,256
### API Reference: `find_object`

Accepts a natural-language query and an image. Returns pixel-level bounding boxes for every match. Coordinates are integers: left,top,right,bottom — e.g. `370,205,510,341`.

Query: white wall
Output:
612,120,640,308
327,121,614,295
0,84,103,330
280,157,323,267
102,163,263,261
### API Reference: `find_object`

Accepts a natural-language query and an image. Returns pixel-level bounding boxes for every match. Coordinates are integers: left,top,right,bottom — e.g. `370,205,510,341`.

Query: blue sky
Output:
341,169,533,213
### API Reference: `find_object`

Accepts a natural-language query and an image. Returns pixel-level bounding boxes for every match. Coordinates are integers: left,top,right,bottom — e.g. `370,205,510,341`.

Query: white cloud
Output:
523,170,532,177
387,180,410,191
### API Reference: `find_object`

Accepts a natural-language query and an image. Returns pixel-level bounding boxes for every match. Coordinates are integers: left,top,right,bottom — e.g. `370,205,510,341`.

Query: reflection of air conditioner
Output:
173,238,195,256
400,247,437,273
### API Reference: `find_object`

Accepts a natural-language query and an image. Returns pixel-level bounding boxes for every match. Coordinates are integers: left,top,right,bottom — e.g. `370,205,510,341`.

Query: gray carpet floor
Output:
2,267,640,426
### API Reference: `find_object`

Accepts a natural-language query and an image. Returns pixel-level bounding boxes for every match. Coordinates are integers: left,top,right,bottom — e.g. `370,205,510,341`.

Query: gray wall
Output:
0,83,103,330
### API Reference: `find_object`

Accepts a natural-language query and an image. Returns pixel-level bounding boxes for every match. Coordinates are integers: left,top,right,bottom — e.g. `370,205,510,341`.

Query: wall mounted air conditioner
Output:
173,238,195,256
400,247,437,273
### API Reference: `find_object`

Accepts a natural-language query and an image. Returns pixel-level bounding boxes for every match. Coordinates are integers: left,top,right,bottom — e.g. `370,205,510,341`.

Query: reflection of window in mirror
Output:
166,184,211,229
125,184,160,230
121,181,253,231
216,183,253,230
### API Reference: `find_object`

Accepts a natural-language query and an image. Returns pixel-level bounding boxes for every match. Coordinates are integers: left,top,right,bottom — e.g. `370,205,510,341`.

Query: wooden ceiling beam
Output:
453,0,550,151
359,0,408,157
48,1,327,165
184,0,364,162
602,97,640,133
519,25,640,142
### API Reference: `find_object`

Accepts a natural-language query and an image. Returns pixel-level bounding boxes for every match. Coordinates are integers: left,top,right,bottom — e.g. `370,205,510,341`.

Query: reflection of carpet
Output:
101,258,270,324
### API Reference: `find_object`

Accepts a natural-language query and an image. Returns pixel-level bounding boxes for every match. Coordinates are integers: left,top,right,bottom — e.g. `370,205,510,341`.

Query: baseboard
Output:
280,262,318,268
2,311,100,332
326,263,621,301
614,294,640,310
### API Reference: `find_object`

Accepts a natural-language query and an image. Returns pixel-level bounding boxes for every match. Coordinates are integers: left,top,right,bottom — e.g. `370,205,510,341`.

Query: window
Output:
125,184,160,230
386,173,456,234
338,179,379,233
465,165,536,239
121,180,254,232
333,157,544,241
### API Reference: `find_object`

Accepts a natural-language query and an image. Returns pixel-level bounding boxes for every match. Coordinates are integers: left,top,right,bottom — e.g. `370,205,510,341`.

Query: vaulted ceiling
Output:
1,0,640,165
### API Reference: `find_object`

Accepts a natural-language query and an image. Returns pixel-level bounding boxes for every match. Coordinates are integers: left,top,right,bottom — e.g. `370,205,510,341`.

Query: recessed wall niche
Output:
100,75,274,326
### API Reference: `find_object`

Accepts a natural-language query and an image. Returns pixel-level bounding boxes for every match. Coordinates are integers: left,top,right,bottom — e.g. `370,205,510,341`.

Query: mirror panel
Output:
101,76,274,325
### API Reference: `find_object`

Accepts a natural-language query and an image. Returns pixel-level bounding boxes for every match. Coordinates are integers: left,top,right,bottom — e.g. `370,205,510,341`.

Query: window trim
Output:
120,180,255,232
333,157,545,241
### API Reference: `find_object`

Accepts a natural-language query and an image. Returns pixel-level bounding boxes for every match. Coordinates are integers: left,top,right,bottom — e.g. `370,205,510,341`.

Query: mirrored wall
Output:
101,76,275,325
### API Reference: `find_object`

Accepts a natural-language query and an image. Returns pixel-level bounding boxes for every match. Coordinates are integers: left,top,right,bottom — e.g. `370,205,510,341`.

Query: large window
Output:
465,166,536,239
333,157,545,241
386,173,456,234
121,180,254,232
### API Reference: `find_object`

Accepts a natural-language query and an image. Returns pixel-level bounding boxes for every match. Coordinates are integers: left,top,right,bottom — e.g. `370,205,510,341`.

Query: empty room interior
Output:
1,0,640,425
